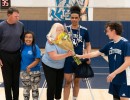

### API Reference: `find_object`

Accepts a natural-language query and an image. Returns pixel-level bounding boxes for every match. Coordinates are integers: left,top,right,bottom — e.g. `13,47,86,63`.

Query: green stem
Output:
73,55,82,65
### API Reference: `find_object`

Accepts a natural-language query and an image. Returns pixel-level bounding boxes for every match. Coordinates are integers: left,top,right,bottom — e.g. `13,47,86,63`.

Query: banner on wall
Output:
48,0,89,21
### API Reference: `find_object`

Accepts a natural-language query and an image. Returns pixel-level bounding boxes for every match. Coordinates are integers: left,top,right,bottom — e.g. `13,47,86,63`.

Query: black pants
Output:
0,51,21,100
42,63,64,100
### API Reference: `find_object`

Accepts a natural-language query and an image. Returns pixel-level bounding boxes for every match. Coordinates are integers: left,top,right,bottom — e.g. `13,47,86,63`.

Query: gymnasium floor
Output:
0,53,115,100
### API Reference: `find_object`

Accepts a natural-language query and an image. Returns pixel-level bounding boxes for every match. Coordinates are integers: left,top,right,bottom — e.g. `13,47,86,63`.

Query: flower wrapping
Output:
51,32,82,65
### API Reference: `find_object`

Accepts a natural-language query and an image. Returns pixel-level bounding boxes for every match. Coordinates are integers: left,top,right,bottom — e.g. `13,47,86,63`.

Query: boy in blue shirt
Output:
63,5,91,100
76,21,130,100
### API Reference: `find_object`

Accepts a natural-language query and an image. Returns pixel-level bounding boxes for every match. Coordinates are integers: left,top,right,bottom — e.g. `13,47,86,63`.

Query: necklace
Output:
69,25,82,47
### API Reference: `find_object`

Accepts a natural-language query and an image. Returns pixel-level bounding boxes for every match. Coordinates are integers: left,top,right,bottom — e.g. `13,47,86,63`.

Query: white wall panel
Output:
11,0,130,8
11,0,49,7
93,0,129,7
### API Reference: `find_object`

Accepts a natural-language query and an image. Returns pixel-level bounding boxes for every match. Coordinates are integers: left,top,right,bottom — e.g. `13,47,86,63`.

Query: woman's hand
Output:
26,67,31,73
47,35,53,45
47,39,53,44
67,50,74,57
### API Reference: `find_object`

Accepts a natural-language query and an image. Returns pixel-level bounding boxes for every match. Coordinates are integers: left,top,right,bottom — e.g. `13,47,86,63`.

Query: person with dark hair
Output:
63,5,91,100
76,21,130,100
0,7,24,100
42,23,73,100
20,31,41,100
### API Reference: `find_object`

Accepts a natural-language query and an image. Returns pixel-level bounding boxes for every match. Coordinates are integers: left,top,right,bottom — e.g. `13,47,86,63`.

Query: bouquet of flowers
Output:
51,31,82,65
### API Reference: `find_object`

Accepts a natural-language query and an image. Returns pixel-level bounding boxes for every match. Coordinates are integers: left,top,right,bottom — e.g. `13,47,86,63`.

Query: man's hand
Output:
107,72,117,82
0,59,3,67
86,58,91,64
76,54,83,59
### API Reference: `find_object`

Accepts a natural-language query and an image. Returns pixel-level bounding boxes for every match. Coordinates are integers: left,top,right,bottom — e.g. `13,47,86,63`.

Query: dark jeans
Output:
42,63,64,100
0,50,21,100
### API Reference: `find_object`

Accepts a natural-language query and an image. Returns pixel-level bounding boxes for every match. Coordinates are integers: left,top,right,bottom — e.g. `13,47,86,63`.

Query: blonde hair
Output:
47,23,64,41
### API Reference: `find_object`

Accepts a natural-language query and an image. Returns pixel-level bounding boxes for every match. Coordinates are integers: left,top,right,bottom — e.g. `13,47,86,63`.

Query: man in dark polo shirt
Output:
0,7,24,100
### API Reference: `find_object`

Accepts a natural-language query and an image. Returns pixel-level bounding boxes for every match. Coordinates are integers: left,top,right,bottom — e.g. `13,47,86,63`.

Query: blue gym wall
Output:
1,20,130,48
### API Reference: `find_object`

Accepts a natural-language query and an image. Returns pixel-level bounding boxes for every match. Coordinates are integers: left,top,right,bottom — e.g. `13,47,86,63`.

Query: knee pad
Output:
113,95,120,100
113,98,120,100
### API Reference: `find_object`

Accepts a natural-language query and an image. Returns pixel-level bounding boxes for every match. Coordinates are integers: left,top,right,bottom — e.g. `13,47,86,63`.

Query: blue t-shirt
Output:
99,37,130,85
21,44,41,71
42,41,67,69
67,25,90,55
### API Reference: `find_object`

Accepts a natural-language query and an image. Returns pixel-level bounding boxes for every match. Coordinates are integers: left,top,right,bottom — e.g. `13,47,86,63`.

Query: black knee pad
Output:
113,95,120,100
